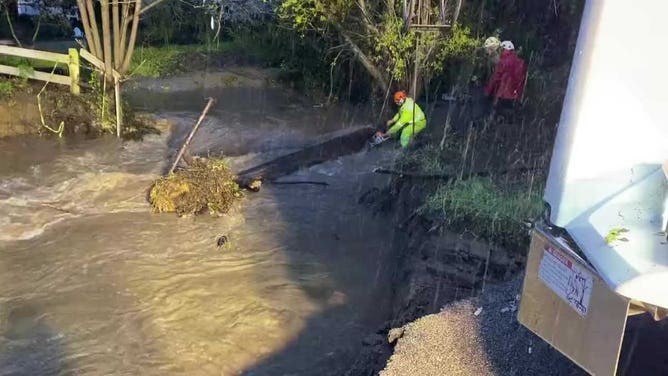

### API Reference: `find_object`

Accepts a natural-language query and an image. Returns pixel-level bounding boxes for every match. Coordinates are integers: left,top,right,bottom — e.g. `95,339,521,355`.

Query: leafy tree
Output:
278,0,478,96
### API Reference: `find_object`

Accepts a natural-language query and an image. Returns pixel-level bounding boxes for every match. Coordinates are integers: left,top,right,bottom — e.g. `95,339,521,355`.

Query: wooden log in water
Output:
168,97,216,175
235,126,376,189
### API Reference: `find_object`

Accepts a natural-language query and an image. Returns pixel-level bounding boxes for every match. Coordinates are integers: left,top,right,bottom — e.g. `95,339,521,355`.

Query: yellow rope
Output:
36,63,65,138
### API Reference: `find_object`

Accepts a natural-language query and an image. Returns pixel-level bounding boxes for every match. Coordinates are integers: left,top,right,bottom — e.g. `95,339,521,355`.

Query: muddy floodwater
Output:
0,85,399,375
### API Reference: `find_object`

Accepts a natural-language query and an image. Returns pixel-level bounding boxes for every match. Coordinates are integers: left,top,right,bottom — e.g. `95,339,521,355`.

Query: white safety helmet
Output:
500,40,515,51
483,36,501,49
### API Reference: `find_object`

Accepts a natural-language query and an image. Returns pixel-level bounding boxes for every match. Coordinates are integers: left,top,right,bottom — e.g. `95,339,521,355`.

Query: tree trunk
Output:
85,0,103,57
76,0,96,53
100,0,113,76
118,2,130,67
339,30,389,93
121,0,142,74
112,0,121,67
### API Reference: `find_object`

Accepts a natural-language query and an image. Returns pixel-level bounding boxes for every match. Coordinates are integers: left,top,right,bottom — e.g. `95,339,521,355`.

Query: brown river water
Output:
0,85,399,375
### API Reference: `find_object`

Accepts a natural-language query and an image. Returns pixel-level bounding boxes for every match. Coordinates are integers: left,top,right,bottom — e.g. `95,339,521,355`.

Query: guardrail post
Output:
68,48,80,95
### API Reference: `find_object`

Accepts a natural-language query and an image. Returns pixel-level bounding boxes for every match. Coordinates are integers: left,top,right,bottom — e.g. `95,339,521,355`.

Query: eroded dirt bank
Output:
347,159,668,376
0,67,279,140
0,80,98,138
343,174,584,375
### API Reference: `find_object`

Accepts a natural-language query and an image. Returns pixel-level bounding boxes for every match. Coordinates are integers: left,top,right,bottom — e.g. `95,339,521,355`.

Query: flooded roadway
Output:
0,83,399,375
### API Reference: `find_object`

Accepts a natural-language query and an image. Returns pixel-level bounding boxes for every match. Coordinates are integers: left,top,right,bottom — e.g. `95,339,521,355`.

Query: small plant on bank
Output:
396,144,455,176
0,79,14,97
86,75,117,133
16,60,34,81
130,45,196,78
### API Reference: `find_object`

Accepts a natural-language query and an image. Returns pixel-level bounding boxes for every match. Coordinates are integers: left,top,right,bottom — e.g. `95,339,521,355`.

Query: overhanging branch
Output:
139,0,171,15
339,29,389,92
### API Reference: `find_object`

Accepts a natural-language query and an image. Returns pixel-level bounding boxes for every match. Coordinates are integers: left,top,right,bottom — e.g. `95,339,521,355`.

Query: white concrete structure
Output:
543,0,668,309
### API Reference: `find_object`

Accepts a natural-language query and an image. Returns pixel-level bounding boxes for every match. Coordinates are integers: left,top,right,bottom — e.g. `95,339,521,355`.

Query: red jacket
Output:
484,50,527,100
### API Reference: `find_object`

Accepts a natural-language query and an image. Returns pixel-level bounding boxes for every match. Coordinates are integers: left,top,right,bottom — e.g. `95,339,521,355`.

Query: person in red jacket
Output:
484,40,527,110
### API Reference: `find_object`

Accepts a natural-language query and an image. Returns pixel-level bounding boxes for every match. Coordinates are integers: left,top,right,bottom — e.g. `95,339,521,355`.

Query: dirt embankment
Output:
352,174,668,376
0,79,97,138
0,66,278,140
345,178,572,376
343,69,581,373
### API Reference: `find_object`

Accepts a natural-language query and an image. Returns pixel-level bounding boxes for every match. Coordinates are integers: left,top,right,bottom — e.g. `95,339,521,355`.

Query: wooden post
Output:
411,35,420,140
168,98,216,174
68,48,80,95
114,76,122,137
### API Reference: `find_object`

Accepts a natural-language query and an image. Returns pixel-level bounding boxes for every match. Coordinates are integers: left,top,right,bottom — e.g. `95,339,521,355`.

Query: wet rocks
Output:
387,328,405,344
216,235,229,247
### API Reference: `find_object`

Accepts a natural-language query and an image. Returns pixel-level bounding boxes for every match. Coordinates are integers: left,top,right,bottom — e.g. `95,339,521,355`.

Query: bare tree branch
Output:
340,29,389,92
85,0,103,57
3,7,22,47
76,0,95,53
213,3,224,41
139,0,170,15
117,1,130,67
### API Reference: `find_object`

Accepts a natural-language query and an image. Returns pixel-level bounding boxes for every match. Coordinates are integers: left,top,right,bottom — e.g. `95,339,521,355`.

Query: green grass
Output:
129,38,274,78
129,45,205,78
0,56,67,71
423,177,544,251
396,144,455,175
0,79,14,97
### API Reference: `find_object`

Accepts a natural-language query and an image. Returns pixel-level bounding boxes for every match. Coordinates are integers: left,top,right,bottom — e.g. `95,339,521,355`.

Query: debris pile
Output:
149,158,242,216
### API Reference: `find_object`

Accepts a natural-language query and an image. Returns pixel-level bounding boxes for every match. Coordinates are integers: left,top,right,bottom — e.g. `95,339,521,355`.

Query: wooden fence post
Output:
68,48,80,95
114,76,122,137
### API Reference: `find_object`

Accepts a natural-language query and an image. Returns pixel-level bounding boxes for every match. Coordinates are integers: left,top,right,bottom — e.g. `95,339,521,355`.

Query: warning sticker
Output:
538,246,593,317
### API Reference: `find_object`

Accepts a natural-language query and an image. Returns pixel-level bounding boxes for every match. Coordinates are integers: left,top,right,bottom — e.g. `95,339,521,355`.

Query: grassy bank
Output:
422,177,543,251
129,39,274,78
128,26,349,100
395,132,547,254
129,30,299,77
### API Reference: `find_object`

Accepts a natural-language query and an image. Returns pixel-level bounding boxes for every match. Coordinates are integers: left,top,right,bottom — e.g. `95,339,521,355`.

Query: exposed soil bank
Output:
341,172,578,375
0,66,277,140
0,80,97,138
348,159,668,376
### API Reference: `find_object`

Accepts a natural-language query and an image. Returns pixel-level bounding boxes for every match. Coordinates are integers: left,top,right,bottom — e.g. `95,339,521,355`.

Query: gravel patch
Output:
380,276,586,376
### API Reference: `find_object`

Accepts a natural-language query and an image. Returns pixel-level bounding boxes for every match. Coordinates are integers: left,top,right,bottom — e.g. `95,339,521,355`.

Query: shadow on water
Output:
234,176,396,376
0,303,71,376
